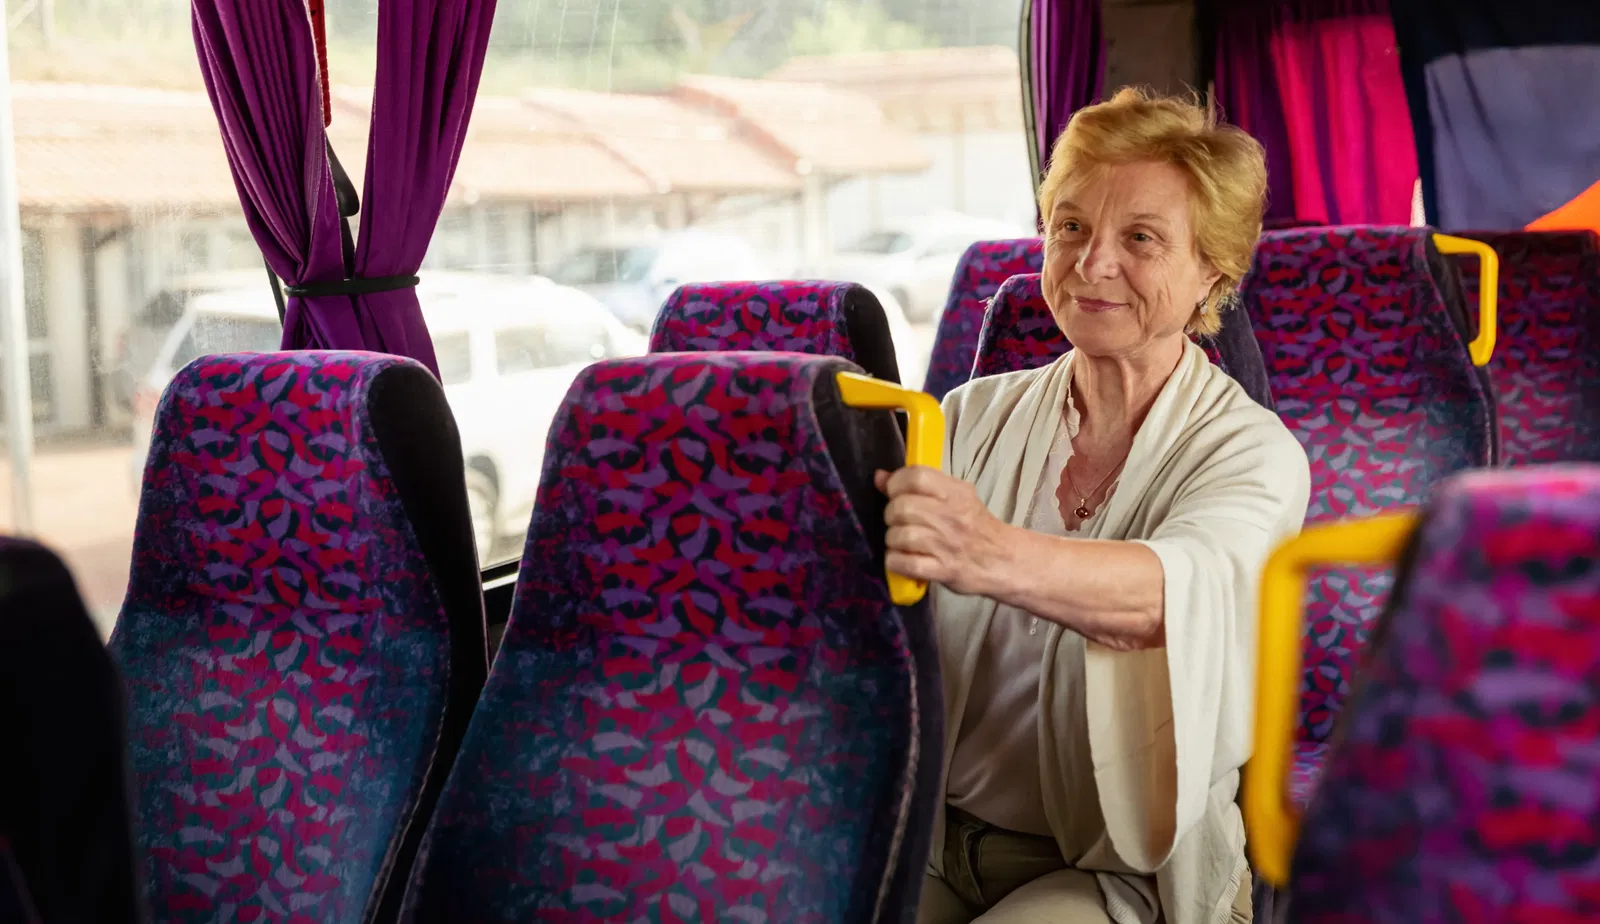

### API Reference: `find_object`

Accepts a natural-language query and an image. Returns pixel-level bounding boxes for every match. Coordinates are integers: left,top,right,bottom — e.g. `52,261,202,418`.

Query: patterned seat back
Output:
1240,226,1494,778
1292,466,1600,923
112,353,489,924
650,281,903,384
0,538,140,924
1453,230,1600,466
923,239,1042,400
969,274,1276,409
400,352,940,924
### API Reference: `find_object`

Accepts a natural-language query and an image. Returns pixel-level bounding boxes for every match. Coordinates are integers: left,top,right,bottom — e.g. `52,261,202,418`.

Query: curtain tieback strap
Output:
284,275,420,298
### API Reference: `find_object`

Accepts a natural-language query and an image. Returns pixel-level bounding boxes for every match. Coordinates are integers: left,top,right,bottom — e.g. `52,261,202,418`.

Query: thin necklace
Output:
1031,449,1126,638
1062,455,1122,521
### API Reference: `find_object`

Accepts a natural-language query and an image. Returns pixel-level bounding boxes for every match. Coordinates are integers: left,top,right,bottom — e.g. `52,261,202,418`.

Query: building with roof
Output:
765,46,1037,249
9,74,934,436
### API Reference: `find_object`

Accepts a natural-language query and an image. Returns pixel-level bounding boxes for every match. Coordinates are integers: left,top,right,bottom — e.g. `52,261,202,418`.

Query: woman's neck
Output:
1070,336,1185,442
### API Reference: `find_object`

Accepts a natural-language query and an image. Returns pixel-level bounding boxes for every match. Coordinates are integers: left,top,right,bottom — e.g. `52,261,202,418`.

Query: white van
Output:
127,274,647,564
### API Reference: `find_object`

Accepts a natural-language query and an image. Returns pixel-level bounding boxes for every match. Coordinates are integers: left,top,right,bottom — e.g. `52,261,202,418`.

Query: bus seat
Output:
112,352,489,924
1452,230,1600,466
1240,226,1495,785
399,351,941,924
650,280,903,384
1291,466,1600,921
923,238,1042,400
0,538,140,924
969,273,1276,409
0,839,38,924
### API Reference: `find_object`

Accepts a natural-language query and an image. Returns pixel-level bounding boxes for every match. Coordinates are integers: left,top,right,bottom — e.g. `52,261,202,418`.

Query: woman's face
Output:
1041,160,1221,360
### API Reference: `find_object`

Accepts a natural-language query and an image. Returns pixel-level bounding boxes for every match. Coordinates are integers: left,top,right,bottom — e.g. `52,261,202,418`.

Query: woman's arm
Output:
876,466,1165,650
986,528,1165,650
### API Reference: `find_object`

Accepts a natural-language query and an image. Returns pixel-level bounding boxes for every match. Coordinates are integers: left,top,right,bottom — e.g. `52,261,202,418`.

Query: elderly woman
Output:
878,89,1311,924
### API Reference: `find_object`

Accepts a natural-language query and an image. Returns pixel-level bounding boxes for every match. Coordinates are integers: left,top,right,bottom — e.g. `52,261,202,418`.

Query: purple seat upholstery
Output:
923,239,1043,400
400,352,940,924
969,273,1276,410
1452,230,1600,466
112,352,488,924
0,538,139,924
1292,466,1600,923
1240,225,1496,807
650,281,902,384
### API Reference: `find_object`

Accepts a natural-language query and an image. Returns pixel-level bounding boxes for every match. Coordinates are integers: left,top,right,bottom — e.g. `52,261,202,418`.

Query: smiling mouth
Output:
1073,297,1125,313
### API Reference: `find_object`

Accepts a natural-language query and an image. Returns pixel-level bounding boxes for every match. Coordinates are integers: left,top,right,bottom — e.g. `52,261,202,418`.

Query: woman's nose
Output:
1074,237,1119,282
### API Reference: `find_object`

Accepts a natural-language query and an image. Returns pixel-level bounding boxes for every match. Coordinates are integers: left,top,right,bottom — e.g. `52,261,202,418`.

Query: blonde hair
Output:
1037,87,1268,336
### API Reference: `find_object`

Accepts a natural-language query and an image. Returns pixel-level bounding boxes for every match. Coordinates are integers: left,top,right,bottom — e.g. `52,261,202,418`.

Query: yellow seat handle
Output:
1432,233,1498,366
835,371,945,606
1246,510,1419,886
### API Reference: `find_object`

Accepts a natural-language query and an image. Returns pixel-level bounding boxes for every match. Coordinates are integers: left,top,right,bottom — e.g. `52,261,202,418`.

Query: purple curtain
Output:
193,0,497,377
349,0,497,375
1205,0,1417,226
1026,0,1106,208
192,0,346,339
1209,0,1299,223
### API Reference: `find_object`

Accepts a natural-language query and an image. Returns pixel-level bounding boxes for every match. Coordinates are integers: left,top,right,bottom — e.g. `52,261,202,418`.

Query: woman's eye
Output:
1129,231,1153,243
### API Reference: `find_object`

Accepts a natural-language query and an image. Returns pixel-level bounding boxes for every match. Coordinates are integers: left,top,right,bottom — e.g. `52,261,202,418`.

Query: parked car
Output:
549,230,774,332
109,270,269,414
126,273,646,565
821,213,1033,323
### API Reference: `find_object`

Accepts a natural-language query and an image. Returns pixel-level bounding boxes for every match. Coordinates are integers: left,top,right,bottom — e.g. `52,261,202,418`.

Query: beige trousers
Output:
916,807,1252,924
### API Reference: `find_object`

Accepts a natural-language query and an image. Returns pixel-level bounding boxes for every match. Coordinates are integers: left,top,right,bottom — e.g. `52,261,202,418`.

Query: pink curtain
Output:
1268,1,1418,224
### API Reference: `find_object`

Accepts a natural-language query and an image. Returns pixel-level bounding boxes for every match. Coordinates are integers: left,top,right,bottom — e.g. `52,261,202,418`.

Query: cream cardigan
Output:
928,341,1310,924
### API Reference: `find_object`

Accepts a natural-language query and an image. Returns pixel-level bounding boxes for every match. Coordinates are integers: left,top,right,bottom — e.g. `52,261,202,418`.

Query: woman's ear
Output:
1197,261,1223,306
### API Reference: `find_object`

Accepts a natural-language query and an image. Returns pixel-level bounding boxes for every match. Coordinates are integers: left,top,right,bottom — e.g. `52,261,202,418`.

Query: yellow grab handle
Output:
835,371,946,606
1432,233,1498,367
1247,509,1419,887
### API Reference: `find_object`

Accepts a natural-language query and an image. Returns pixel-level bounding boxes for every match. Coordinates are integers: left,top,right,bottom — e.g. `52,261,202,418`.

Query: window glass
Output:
7,0,1032,602
544,316,614,367
494,327,546,376
435,332,474,387
169,316,282,370
845,231,915,255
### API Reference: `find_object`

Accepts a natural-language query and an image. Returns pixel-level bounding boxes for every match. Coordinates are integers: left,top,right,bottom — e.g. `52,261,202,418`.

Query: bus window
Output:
9,0,1033,614
435,332,474,387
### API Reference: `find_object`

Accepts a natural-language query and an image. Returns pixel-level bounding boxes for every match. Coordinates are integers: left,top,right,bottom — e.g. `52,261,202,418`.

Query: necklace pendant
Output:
1075,503,1092,519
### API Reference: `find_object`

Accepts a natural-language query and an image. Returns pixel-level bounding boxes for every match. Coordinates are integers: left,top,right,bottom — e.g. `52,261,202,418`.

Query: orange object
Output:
1526,178,1600,236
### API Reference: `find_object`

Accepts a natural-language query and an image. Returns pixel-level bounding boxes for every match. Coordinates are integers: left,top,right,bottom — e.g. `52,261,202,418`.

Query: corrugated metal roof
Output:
673,74,931,176
767,47,1026,130
523,87,800,195
11,76,929,213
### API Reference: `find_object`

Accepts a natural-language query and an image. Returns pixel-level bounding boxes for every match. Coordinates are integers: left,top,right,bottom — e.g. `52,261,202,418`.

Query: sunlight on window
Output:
4,0,1034,623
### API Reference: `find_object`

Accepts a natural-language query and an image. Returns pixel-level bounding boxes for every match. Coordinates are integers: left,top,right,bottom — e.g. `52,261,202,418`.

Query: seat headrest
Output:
1456,229,1600,260
649,281,902,384
924,239,1043,399
129,352,441,620
514,350,908,641
971,274,1061,379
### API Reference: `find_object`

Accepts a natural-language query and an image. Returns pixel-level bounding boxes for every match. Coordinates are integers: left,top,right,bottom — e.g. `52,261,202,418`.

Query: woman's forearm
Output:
974,521,1167,650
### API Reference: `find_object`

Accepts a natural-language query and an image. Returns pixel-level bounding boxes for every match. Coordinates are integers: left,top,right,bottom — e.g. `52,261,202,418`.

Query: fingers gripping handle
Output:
835,371,946,606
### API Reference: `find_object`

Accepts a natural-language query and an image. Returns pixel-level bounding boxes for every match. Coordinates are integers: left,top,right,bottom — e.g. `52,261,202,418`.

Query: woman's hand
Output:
874,465,1012,597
